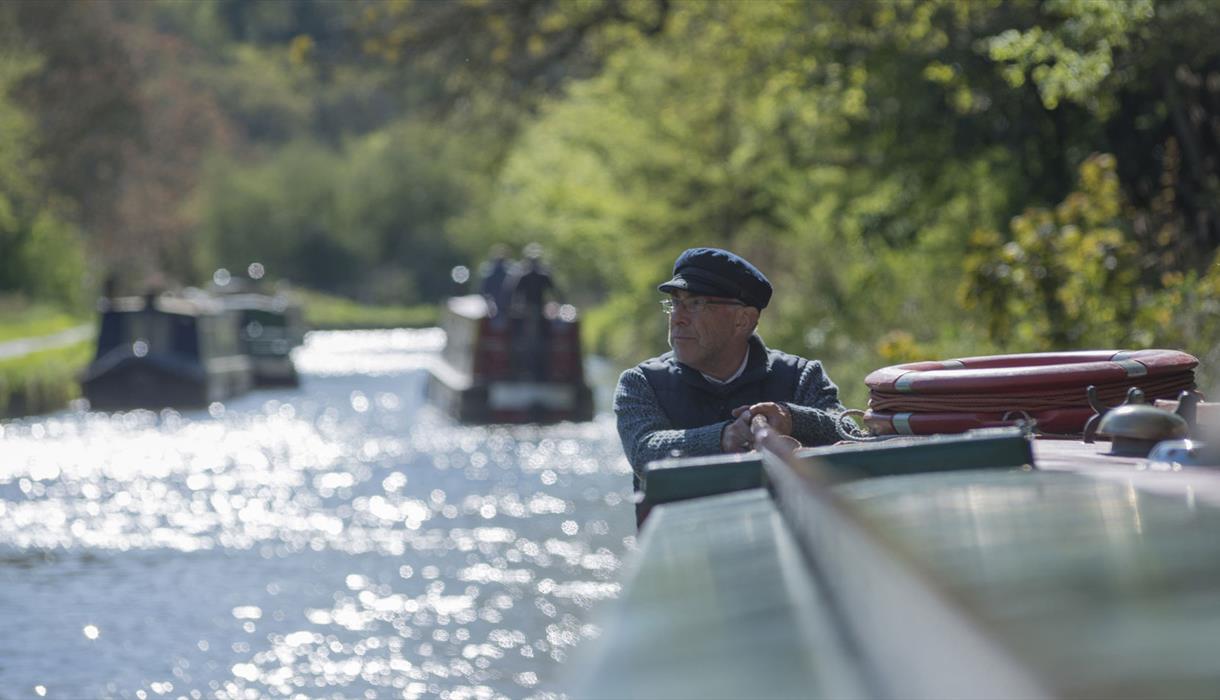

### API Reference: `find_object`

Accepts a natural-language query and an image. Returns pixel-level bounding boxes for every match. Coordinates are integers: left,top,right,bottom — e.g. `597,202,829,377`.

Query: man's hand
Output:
720,409,756,453
734,402,793,436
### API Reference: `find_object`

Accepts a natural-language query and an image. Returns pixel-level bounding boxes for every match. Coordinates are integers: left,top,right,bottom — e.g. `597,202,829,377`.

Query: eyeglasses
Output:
660,297,747,315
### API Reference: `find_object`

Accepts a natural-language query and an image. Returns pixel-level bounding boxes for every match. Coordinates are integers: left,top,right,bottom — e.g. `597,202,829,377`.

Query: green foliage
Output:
0,340,92,418
199,121,471,304
198,44,315,144
0,39,90,310
962,154,1140,349
439,0,1220,410
334,122,473,302
2,210,89,309
458,1,1021,406
293,287,438,330
6,0,145,255
1133,268,1220,395
199,141,354,290
7,0,1220,415
0,296,86,343
985,0,1156,112
357,0,670,104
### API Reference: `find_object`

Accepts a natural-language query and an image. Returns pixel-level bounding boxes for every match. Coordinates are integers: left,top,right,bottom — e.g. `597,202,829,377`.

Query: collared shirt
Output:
700,351,750,386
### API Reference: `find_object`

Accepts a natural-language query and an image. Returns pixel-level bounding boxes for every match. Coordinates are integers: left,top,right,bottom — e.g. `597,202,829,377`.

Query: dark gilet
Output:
639,336,805,428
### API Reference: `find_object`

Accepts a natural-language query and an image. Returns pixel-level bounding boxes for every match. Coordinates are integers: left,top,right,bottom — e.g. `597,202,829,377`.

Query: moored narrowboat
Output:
221,291,305,386
81,293,253,410
427,294,594,423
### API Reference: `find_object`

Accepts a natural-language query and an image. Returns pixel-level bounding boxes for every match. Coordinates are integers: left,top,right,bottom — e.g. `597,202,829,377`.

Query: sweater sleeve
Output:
785,359,860,447
613,367,729,480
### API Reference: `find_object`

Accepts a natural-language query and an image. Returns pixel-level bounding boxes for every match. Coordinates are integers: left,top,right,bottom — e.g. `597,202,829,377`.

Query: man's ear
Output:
738,307,760,334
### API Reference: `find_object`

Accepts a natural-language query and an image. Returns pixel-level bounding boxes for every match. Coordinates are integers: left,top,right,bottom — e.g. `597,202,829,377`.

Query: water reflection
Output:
0,329,635,699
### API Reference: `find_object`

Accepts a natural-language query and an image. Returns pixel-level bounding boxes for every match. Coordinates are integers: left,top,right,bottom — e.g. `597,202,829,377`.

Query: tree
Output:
9,0,144,255
198,122,474,304
983,0,1220,279
449,0,1220,405
0,13,88,308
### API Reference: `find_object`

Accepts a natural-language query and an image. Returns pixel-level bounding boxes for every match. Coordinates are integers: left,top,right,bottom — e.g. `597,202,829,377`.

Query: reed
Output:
0,341,93,418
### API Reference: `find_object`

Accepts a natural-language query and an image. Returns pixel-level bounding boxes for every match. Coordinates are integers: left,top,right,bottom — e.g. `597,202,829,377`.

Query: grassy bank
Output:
0,296,88,342
295,288,439,330
0,296,92,417
0,340,93,418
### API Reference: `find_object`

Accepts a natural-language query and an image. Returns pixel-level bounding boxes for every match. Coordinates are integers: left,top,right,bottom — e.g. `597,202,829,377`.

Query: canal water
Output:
0,330,636,700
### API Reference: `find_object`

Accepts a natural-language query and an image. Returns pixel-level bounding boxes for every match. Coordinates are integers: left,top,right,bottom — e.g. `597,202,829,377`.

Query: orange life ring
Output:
864,349,1198,435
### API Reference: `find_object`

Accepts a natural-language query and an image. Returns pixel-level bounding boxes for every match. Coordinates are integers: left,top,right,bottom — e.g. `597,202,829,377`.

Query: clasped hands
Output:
720,401,793,454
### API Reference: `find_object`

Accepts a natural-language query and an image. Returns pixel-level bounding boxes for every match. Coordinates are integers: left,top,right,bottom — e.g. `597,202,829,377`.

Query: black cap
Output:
658,247,772,309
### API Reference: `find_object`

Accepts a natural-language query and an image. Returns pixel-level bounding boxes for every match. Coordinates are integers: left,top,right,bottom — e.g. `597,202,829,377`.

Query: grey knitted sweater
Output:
613,338,850,476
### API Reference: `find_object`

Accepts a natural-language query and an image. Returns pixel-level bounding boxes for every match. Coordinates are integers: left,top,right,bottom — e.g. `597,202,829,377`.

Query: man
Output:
504,243,558,379
614,247,852,484
504,243,557,318
477,244,512,317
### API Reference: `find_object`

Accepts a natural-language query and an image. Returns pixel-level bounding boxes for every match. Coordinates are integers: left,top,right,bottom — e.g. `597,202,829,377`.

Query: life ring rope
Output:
869,373,1195,413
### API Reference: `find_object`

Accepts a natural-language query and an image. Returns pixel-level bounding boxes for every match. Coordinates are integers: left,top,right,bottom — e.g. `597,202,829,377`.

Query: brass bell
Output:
1098,404,1189,457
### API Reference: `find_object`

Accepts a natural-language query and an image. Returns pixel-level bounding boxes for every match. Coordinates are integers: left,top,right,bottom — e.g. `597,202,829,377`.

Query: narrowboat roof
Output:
99,292,224,317
570,430,1220,698
219,292,299,314
447,294,491,320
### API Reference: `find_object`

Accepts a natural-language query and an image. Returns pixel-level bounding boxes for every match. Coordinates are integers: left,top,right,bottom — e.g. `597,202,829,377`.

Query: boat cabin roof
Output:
220,292,298,314
101,293,223,317
447,294,491,320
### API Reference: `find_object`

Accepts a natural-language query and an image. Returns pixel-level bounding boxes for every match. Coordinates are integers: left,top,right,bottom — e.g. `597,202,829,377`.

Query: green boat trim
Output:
640,427,1035,513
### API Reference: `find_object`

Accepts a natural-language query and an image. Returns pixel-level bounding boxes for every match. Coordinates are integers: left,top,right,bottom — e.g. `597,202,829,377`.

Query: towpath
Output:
0,324,93,361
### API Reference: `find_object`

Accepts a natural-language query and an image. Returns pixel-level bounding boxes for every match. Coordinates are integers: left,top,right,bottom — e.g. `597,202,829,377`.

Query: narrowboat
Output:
220,291,305,385
570,359,1220,698
81,293,253,410
427,294,594,423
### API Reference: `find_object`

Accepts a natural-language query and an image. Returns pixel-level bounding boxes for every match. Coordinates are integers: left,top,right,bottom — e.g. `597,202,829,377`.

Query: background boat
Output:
81,292,253,410
219,290,306,386
427,294,594,424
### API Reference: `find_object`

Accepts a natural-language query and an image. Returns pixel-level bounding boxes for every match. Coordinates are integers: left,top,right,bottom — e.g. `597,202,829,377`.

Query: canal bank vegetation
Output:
3,1,1220,410
0,296,87,343
0,341,92,418
295,288,438,331
0,295,92,417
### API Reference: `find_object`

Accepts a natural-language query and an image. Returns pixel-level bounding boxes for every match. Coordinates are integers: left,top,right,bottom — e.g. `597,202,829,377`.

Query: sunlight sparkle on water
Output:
0,329,634,698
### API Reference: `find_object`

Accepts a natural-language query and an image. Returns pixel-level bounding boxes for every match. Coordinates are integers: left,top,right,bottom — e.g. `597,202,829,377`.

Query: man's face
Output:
666,291,751,372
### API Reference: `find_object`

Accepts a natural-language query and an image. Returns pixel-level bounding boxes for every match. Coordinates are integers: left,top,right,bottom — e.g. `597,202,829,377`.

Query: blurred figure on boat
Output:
478,244,513,318
141,271,170,307
505,243,559,380
614,247,859,490
505,243,557,317
101,273,120,300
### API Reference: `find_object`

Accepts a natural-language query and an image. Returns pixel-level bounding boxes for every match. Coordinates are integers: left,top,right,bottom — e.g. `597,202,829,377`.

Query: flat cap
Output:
658,247,772,309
